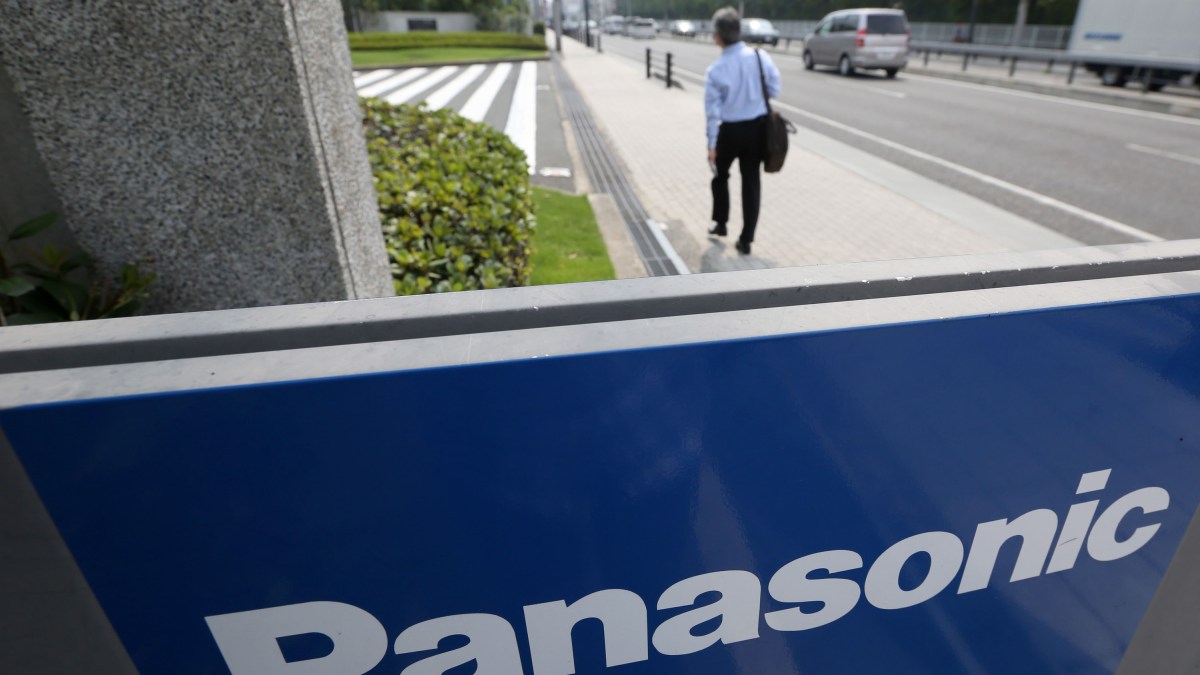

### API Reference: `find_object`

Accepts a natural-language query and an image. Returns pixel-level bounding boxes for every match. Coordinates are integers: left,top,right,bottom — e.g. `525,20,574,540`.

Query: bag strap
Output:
754,48,772,114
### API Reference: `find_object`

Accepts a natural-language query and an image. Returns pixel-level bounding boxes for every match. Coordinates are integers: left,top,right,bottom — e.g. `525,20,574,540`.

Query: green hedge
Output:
362,99,535,295
349,32,545,51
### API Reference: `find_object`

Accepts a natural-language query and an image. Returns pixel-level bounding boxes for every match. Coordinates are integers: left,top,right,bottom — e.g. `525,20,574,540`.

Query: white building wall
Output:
362,11,478,33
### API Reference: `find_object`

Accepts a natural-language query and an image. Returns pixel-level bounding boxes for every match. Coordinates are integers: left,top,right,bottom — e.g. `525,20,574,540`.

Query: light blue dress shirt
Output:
704,42,782,149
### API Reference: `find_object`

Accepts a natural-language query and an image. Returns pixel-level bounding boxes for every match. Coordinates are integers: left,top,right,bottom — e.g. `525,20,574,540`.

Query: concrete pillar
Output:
0,65,76,262
0,0,393,314
1,432,137,673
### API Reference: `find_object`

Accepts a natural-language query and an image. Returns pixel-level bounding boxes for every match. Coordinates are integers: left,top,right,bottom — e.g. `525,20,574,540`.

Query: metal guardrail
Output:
645,48,681,89
663,21,1072,50
912,41,1200,72
910,41,1200,90
909,22,1071,49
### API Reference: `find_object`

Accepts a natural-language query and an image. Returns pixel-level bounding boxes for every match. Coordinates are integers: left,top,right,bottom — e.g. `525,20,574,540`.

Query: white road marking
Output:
353,69,397,88
505,61,538,174
357,68,427,98
460,62,513,122
824,79,907,99
1127,143,1200,168
646,219,691,274
423,64,487,111
868,86,907,99
384,66,458,105
902,72,1200,128
770,99,1164,242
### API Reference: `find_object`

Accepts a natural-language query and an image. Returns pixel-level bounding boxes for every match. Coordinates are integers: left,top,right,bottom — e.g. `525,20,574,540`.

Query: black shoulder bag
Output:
755,49,796,173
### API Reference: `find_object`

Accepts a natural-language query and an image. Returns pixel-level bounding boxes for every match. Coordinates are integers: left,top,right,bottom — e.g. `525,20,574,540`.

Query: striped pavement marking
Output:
459,62,513,122
353,69,396,88
424,64,487,111
357,68,427,98
353,62,539,172
504,61,538,174
384,66,458,105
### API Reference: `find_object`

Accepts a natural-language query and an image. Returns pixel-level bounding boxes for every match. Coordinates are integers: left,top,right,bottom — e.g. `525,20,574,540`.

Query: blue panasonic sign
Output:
201,469,1168,675
2,280,1199,674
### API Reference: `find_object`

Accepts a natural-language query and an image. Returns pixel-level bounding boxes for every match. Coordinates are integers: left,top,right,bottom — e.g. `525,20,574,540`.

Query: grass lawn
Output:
531,187,616,286
351,47,544,67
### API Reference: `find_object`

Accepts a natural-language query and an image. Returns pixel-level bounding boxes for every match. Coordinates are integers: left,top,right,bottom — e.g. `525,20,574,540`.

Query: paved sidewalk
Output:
555,36,1078,274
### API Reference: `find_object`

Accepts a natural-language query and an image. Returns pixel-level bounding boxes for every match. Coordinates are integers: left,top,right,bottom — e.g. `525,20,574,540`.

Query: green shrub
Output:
1,213,155,325
362,99,535,295
533,21,545,35
349,32,545,51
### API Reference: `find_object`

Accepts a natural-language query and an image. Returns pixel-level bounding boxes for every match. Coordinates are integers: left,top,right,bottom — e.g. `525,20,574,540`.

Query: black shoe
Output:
707,224,727,237
735,240,752,255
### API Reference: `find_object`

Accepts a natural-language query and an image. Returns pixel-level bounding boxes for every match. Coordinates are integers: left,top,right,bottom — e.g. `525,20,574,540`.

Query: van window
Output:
866,14,908,34
834,15,859,32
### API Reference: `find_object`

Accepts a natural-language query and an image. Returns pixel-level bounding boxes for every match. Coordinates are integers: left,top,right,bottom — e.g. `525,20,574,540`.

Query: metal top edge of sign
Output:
2,240,1199,376
3,270,1199,410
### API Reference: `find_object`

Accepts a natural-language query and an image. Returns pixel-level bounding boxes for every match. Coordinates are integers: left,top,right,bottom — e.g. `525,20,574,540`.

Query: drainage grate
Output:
551,55,687,276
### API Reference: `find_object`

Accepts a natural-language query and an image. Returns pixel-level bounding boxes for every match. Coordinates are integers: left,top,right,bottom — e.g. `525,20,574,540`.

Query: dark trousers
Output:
711,115,767,243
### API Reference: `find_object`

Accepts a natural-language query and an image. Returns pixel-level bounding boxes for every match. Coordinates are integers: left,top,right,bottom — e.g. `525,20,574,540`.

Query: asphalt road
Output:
595,34,1200,245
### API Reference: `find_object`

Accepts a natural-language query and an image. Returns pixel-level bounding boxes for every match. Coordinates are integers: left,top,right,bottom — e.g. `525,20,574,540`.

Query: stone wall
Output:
0,0,393,313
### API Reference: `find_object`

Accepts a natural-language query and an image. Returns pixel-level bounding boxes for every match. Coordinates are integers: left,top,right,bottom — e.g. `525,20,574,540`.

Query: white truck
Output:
1067,0,1200,91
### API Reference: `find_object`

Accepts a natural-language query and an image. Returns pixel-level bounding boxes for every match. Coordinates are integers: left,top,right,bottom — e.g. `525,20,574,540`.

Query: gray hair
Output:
712,7,740,45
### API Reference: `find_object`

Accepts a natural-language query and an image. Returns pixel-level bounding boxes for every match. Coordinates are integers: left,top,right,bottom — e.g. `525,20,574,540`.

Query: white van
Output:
601,16,625,35
803,8,909,78
628,17,656,39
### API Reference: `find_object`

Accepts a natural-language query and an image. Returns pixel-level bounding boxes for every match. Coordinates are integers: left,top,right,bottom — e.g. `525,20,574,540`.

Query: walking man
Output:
705,6,781,255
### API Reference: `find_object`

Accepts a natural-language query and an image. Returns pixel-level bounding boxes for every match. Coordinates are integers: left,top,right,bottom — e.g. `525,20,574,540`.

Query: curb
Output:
906,67,1200,120
546,51,645,279
589,194,648,279
548,56,591,196
353,54,549,71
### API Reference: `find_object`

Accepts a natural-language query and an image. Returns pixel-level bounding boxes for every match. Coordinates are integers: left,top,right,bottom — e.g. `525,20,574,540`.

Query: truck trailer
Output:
1068,0,1200,91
